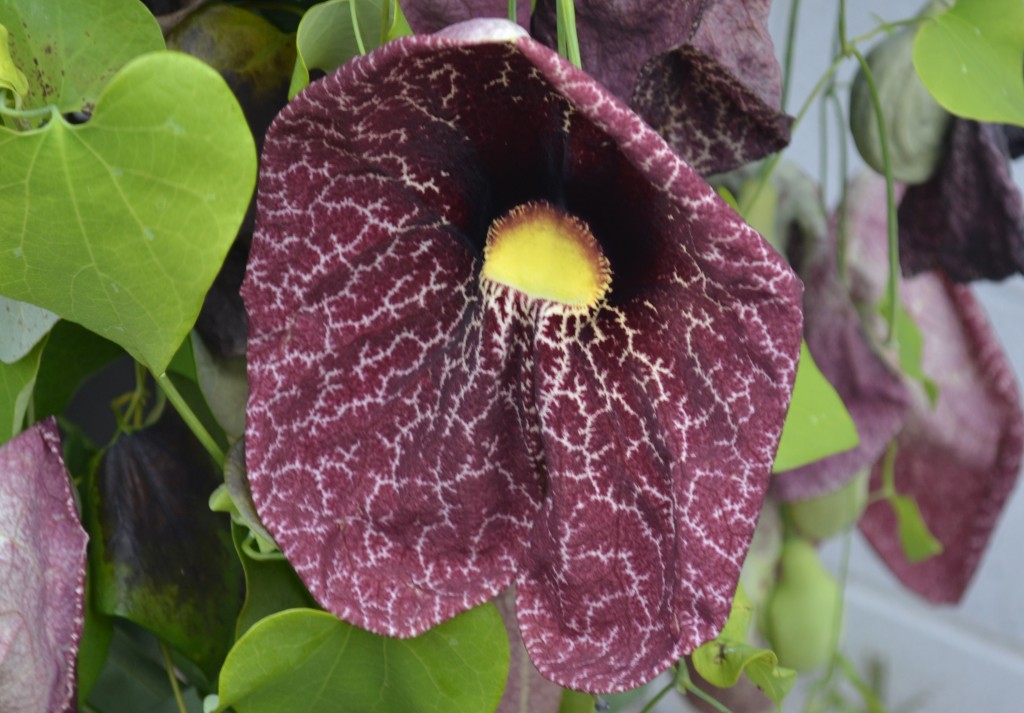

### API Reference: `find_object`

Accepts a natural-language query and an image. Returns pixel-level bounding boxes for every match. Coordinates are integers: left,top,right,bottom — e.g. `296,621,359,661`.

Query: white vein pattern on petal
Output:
244,33,802,693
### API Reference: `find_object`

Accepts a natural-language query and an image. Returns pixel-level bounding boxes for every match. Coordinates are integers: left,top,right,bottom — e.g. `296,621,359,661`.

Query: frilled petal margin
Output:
851,176,1024,602
773,178,912,501
243,22,802,692
0,419,88,713
899,119,1024,282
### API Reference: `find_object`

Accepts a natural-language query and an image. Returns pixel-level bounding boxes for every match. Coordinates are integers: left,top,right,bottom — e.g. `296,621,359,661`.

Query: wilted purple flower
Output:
0,419,88,713
779,174,1023,601
899,118,1024,282
243,21,802,691
403,0,793,175
848,175,1024,602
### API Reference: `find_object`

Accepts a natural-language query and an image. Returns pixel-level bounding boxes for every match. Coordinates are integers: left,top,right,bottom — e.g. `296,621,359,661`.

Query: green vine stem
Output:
738,53,843,215
781,0,802,111
830,91,851,283
0,92,59,129
508,0,517,23
674,662,733,713
350,0,367,56
638,672,676,713
160,641,188,713
555,0,582,68
155,371,225,467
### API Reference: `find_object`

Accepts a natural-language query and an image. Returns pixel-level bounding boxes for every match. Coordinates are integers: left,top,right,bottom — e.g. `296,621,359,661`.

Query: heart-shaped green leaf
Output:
773,341,859,472
0,51,256,374
216,605,508,713
914,0,1024,125
32,320,123,419
0,0,163,113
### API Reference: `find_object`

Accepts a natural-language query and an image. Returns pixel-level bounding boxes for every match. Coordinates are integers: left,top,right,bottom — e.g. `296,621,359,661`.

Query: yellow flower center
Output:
481,201,611,309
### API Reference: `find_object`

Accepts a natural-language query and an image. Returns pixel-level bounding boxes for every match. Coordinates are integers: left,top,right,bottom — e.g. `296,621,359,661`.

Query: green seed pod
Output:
783,467,870,541
849,26,952,184
763,537,842,672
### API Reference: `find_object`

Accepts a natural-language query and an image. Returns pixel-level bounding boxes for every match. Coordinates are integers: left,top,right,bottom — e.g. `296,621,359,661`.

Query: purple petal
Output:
773,178,912,501
632,44,793,176
629,0,792,175
531,0,704,101
516,256,800,690
245,28,802,692
859,276,1024,602
899,119,1024,281
689,0,783,109
537,0,791,174
0,419,88,713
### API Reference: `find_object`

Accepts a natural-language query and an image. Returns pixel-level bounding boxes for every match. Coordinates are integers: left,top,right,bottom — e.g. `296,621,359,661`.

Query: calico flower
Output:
0,419,87,713
848,176,1024,602
243,20,802,692
776,173,1023,602
898,118,1024,282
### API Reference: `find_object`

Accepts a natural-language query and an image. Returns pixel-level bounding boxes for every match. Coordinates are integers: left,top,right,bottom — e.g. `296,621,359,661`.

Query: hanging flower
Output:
0,419,88,713
402,0,793,175
898,118,1024,282
846,175,1024,602
243,20,802,692
775,173,1023,601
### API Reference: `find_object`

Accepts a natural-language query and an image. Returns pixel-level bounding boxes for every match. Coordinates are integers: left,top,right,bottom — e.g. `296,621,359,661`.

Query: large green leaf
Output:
0,51,256,374
33,320,123,418
914,0,1024,125
0,0,163,114
773,341,859,473
0,336,45,439
559,690,596,713
86,623,205,713
289,0,412,98
216,605,509,713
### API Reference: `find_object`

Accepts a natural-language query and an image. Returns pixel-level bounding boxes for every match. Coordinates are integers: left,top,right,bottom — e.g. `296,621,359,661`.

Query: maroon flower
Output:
898,119,1024,282
243,20,802,692
403,0,793,175
0,419,88,713
847,176,1024,602
774,173,1023,601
